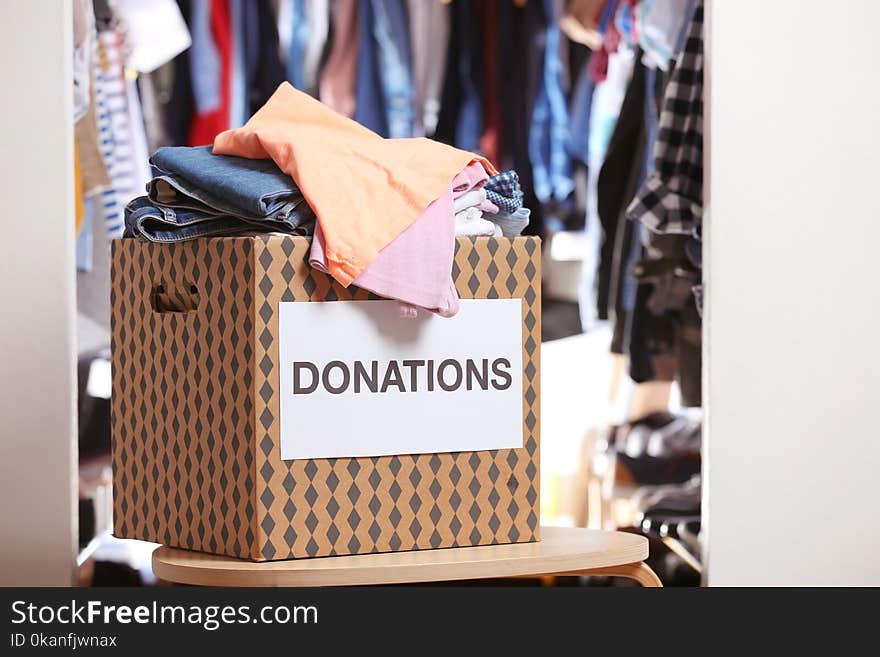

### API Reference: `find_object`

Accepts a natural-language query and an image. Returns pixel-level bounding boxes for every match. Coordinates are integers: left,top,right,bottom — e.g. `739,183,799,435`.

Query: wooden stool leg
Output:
554,561,663,587
595,562,663,587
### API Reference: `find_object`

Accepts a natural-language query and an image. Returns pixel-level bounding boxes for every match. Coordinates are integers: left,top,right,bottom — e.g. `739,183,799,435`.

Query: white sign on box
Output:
278,299,524,460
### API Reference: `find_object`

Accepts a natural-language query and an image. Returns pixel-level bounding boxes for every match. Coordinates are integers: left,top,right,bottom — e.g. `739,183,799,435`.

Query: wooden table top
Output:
152,526,649,587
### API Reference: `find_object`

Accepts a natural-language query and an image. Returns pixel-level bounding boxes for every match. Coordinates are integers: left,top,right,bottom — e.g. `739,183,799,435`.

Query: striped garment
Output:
92,30,150,238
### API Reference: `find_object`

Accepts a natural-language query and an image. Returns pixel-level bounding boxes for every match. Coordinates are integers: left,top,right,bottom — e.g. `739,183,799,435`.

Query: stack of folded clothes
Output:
124,82,530,318
452,170,530,238
126,151,528,244
482,171,531,238
125,146,315,242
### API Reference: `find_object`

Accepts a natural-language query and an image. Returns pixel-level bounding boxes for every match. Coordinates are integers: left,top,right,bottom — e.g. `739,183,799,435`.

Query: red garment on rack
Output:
188,0,231,146
588,18,621,83
479,0,502,165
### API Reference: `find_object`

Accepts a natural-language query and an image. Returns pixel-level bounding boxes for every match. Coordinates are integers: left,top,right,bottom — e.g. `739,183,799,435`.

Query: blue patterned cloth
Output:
484,171,525,215
286,0,310,91
528,0,573,204
371,0,414,138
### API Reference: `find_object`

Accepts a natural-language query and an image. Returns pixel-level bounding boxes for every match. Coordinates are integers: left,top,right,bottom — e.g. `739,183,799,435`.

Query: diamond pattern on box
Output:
112,236,540,561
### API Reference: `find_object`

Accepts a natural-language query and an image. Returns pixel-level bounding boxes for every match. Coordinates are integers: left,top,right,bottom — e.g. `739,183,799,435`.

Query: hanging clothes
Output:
578,38,635,331
188,0,232,145
354,0,387,135
353,0,416,137
75,68,112,196
478,0,501,164
567,54,596,166
434,0,483,152
319,0,359,118
278,0,330,95
167,0,196,146
613,64,665,336
596,49,647,322
241,0,286,117
228,0,246,127
561,0,609,49
408,0,450,137
636,0,694,71
529,0,574,206
73,0,111,196
627,0,703,237
606,60,669,373
303,0,330,96
94,28,151,238
497,0,547,234
285,0,310,90
73,0,92,122
188,0,221,117
624,0,704,404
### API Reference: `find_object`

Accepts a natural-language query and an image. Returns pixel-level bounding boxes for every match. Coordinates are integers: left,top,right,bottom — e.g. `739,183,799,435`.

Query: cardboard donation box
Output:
111,235,541,561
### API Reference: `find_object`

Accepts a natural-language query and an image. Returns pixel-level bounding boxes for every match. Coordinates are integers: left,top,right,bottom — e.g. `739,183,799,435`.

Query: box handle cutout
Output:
151,283,200,313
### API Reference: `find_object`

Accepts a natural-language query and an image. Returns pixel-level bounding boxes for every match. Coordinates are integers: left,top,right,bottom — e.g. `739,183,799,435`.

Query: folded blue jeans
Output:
149,146,309,221
124,196,314,243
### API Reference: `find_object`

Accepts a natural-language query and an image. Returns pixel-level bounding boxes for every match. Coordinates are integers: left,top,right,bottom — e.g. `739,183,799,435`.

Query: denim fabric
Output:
529,0,573,204
642,66,661,181
453,1,482,151
125,196,255,242
567,61,595,165
189,0,221,114
286,0,309,91
149,146,308,221
229,0,246,128
599,0,618,33
242,0,261,92
124,196,315,243
355,0,388,135
614,0,637,45
371,0,414,138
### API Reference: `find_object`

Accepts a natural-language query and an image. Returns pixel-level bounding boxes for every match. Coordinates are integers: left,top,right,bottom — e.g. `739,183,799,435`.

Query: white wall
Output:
0,0,77,585
704,0,880,585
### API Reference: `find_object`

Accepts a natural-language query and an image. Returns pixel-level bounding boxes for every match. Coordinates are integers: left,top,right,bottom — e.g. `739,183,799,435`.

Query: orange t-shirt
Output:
213,82,496,286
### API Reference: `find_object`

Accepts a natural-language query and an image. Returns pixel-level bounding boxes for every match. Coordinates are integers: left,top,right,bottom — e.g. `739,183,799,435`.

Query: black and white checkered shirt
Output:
627,0,703,235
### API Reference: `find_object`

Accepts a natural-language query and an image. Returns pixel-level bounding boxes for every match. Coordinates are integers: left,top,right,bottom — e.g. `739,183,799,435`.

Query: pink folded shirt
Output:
310,187,458,316
309,162,494,317
452,161,490,196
